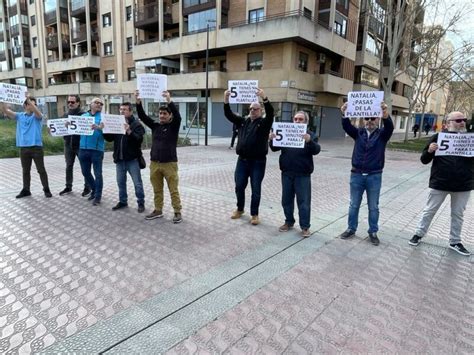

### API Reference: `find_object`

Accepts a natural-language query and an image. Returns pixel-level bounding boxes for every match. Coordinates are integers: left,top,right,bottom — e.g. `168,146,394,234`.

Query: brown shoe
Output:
301,229,311,238
231,210,244,219
279,223,293,232
250,215,259,225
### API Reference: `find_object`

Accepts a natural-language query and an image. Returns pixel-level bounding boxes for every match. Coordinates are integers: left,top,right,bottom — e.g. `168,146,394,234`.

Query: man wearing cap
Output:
338,102,393,246
409,111,473,256
58,94,91,197
78,97,105,206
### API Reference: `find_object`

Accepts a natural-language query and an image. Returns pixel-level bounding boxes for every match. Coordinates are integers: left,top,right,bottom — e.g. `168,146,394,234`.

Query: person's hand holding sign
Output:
135,90,141,105
92,122,104,131
381,102,389,119
428,142,438,153
162,90,171,103
340,102,348,116
256,88,266,100
303,133,311,143
124,122,131,135
224,90,230,104
269,132,276,141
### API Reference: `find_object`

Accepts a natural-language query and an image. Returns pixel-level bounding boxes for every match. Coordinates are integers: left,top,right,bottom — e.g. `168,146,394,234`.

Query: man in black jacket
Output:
135,90,183,223
269,111,321,237
59,95,90,197
103,102,146,213
224,88,274,225
409,111,473,256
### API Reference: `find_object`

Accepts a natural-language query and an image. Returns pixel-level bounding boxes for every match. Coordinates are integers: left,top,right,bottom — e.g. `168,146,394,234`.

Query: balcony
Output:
46,54,101,73
44,7,68,26
135,2,158,31
314,71,353,95
71,0,97,19
168,69,227,91
46,34,71,51
72,25,99,43
0,50,6,61
183,0,229,16
10,24,20,37
0,68,33,81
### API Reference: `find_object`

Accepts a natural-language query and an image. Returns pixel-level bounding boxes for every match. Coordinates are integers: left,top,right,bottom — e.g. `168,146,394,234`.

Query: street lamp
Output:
204,19,216,146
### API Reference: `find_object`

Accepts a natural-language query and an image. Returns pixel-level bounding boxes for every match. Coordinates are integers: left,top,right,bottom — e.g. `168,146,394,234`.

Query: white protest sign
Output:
435,132,474,157
228,80,259,104
67,115,94,135
0,83,28,105
272,122,307,148
345,91,384,118
137,74,167,101
101,114,126,134
47,118,70,137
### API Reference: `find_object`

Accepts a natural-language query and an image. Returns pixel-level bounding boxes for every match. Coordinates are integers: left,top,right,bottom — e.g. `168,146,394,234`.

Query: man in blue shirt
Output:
0,97,52,198
339,102,393,246
78,97,105,206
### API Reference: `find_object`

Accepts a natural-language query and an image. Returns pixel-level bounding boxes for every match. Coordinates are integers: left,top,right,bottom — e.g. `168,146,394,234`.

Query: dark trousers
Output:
20,146,49,191
281,172,311,229
234,157,266,216
64,143,88,189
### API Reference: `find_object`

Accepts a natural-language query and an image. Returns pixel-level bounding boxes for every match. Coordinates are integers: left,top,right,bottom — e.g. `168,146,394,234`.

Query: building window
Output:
186,8,216,33
303,7,312,19
355,66,379,87
298,52,308,72
128,67,136,80
34,58,39,68
30,0,34,3
126,6,132,21
247,52,263,71
336,0,349,11
105,70,115,83
30,15,36,26
248,8,264,23
32,37,38,47
102,12,112,27
365,34,380,57
126,37,133,51
35,78,42,89
334,13,347,38
103,42,113,56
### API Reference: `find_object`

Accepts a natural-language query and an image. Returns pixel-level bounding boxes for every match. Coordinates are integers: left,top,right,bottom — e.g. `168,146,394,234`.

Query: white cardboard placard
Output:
47,118,70,137
137,74,167,101
0,83,28,105
435,132,474,157
67,115,94,136
272,122,307,148
228,80,259,104
345,91,384,118
101,114,126,134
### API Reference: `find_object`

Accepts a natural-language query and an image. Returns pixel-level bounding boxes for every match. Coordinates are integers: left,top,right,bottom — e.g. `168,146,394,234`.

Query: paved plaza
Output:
0,137,473,354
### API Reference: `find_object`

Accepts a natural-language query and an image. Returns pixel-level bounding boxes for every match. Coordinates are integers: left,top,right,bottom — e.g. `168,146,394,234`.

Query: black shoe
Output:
449,243,470,256
112,202,128,211
16,189,31,198
173,212,182,224
339,229,355,239
44,189,52,198
59,187,72,196
368,232,380,246
82,187,92,197
92,199,101,206
137,204,145,213
87,193,96,201
409,235,422,246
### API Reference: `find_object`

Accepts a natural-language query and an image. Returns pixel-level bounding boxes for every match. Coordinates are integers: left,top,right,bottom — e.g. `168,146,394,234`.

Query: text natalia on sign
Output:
228,80,258,104
101,114,126,134
0,83,28,105
137,74,168,101
435,133,474,157
345,91,384,118
272,122,307,148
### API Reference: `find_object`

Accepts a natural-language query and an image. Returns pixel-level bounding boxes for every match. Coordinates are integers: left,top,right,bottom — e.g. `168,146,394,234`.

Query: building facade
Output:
0,0,419,137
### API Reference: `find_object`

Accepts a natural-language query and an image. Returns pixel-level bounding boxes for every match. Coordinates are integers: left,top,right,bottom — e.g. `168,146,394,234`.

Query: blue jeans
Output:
234,158,266,216
116,159,145,206
79,149,104,201
348,172,382,233
282,172,311,229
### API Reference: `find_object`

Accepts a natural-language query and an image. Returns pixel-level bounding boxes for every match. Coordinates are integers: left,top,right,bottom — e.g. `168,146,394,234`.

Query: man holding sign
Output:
224,88,274,225
0,97,52,198
103,102,146,213
78,98,106,206
339,99,393,246
136,90,183,224
269,111,321,237
409,111,473,256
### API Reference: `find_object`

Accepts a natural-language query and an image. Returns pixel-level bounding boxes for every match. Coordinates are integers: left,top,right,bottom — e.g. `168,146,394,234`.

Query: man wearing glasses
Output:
224,88,274,225
409,112,473,256
78,98,105,206
339,102,393,246
59,95,90,197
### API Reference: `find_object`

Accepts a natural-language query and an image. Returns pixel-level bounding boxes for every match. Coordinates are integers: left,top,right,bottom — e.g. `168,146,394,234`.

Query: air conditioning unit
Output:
189,59,198,66
317,53,326,63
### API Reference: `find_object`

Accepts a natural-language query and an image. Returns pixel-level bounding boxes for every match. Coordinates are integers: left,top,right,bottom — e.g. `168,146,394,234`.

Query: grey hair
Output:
294,111,309,123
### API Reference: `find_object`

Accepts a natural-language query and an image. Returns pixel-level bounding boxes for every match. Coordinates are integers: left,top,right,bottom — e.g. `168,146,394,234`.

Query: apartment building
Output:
0,0,419,138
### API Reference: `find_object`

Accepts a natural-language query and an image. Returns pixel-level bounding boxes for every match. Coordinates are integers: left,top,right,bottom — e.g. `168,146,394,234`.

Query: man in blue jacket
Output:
270,111,321,237
339,102,393,245
78,97,105,206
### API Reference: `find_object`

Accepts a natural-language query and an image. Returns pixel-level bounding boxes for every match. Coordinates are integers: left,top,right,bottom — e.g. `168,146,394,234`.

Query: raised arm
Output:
257,88,274,129
379,102,394,141
163,90,181,127
134,90,154,129
0,102,17,119
26,97,43,119
223,90,245,125
340,102,358,139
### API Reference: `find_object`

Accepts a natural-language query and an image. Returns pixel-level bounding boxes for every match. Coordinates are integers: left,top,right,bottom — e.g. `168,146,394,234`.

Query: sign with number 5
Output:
435,132,474,157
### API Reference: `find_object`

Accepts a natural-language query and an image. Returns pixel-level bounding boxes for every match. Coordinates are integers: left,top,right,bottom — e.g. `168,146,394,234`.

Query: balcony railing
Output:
46,34,70,50
71,0,97,17
72,25,99,43
320,68,343,77
10,24,20,37
183,0,229,16
0,50,6,61
44,7,68,25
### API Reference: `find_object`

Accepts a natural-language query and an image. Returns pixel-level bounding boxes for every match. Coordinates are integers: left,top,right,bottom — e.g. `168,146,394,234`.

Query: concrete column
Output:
329,0,336,32
86,0,91,55
115,0,123,83
159,0,164,41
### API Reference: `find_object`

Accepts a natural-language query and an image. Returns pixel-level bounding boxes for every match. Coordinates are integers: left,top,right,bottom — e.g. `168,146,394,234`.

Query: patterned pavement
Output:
0,137,472,354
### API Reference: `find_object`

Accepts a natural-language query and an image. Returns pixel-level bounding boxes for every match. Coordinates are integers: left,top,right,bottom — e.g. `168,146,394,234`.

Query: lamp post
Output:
204,19,216,146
